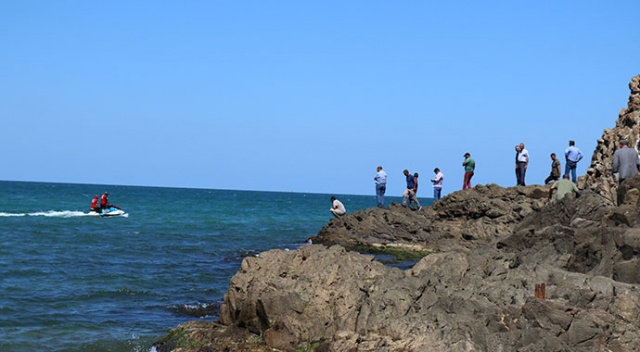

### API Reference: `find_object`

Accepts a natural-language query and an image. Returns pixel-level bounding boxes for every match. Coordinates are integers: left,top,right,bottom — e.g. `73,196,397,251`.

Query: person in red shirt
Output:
90,195,100,212
100,193,109,210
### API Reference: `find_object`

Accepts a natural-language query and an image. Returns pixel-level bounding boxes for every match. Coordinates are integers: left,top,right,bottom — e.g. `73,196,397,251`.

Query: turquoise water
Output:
0,181,429,351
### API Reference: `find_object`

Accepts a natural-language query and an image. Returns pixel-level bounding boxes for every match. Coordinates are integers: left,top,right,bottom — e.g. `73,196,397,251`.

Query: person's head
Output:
519,143,525,149
562,174,570,180
403,169,409,176
464,153,470,158
620,139,629,147
515,145,520,151
434,168,440,173
569,140,575,146
377,166,383,172
414,172,419,178
330,196,336,202
550,153,556,160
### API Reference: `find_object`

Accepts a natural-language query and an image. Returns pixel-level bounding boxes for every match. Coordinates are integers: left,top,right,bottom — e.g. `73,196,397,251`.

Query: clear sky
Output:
2,1,639,196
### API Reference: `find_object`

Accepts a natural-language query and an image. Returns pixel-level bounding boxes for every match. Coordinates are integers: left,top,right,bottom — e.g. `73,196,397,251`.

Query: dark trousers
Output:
517,162,527,186
545,174,559,184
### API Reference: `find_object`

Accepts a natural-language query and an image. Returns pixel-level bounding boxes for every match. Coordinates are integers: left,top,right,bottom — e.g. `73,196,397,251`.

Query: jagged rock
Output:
156,76,640,352
214,207,640,351
582,74,640,203
312,184,550,253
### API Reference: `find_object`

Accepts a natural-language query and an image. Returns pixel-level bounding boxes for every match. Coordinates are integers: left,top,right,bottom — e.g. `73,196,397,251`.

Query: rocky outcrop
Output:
211,186,640,352
312,184,549,253
582,75,640,204
156,76,640,352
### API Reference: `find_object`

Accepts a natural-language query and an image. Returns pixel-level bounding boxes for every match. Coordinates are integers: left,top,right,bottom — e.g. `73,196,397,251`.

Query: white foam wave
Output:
30,210,90,218
0,212,26,217
27,210,90,218
0,210,128,218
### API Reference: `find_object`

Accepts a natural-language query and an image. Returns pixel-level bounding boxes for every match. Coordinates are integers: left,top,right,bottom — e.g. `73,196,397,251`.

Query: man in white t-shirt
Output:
374,166,387,208
330,196,346,218
517,142,529,186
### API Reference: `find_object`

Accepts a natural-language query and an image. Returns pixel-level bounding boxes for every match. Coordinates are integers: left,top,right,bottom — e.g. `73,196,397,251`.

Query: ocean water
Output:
0,181,430,352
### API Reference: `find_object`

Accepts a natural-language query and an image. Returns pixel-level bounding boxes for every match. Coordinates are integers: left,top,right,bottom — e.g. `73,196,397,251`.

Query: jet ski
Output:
89,206,127,217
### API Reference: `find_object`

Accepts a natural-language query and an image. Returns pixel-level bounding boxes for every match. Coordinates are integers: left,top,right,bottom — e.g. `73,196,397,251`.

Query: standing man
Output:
329,196,346,218
549,174,579,201
431,168,444,201
612,139,640,183
564,140,583,183
374,166,387,208
402,169,421,210
544,153,562,184
514,145,521,185
462,153,475,190
516,143,529,186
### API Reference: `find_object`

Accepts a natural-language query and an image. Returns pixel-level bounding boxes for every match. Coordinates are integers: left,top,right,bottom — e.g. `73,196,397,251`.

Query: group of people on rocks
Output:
329,138,640,217
330,165,446,217
516,140,583,187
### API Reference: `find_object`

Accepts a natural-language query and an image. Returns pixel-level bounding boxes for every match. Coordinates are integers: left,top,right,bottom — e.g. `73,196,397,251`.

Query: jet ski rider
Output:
100,192,109,210
90,195,100,212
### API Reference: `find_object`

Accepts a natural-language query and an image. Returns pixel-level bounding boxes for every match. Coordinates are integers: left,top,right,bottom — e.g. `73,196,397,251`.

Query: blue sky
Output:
1,1,638,196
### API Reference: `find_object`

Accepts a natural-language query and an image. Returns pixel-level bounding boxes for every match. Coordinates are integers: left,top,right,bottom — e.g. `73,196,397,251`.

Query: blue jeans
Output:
565,160,577,183
375,184,386,208
433,187,442,201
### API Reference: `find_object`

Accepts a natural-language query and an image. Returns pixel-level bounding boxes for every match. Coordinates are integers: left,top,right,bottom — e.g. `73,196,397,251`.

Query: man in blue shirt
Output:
564,140,583,183
402,169,421,210
374,166,387,208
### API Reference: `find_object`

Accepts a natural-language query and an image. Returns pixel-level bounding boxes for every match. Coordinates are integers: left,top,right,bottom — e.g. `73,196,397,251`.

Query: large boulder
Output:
216,216,640,351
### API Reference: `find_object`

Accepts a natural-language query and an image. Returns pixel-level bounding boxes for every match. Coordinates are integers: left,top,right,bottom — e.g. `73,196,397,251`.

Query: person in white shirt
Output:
330,196,346,217
374,166,387,208
517,143,529,186
431,168,444,201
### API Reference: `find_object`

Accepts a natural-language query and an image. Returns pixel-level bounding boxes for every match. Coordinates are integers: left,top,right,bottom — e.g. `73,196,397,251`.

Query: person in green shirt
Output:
462,153,475,190
549,174,579,201
544,153,562,184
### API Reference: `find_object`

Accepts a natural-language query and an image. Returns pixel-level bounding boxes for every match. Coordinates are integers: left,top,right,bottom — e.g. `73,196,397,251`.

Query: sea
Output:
0,180,433,352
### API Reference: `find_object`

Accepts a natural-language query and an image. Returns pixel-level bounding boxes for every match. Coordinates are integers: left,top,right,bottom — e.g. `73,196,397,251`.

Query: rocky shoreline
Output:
154,75,640,352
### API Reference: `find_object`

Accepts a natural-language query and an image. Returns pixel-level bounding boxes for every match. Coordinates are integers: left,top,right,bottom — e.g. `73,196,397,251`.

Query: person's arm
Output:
548,186,555,200
556,162,561,176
